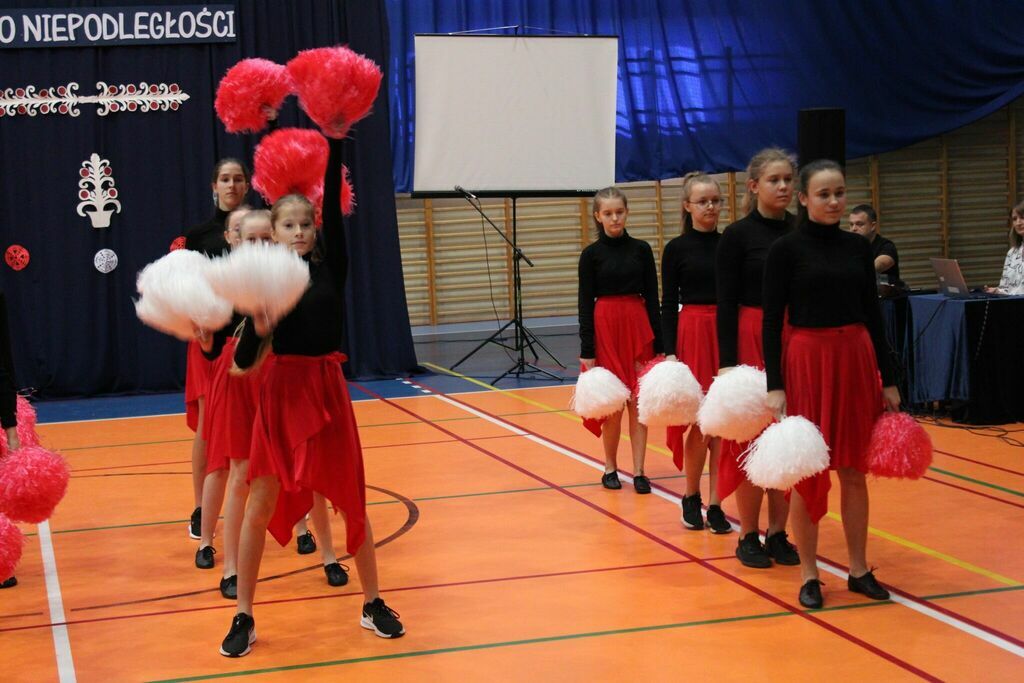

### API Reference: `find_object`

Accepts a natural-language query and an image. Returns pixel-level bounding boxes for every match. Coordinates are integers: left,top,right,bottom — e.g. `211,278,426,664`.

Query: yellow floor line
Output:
421,362,674,457
423,362,1021,587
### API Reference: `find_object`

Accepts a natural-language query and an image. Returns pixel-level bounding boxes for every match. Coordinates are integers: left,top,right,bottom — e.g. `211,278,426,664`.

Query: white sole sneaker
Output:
360,615,405,638
219,629,256,657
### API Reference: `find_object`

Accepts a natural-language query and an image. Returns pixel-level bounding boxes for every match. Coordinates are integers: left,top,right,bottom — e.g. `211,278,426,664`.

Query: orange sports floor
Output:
2,374,1023,682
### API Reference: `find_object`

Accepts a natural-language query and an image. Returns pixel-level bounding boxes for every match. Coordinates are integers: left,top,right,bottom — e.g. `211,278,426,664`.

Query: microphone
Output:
454,185,478,200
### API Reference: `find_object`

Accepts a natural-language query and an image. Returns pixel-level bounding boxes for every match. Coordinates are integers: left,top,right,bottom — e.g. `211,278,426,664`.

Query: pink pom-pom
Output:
0,514,23,581
215,58,292,133
252,128,327,206
286,46,382,138
0,446,71,524
16,396,39,448
867,412,933,479
340,164,355,216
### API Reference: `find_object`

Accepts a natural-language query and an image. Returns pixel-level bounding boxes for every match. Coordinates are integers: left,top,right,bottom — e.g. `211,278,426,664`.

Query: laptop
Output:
930,258,1001,299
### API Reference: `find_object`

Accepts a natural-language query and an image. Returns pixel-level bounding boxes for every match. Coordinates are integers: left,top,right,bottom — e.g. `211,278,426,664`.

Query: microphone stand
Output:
450,188,565,383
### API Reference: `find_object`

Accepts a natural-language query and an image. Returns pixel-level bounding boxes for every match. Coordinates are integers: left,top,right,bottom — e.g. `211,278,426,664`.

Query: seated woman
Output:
990,200,1024,295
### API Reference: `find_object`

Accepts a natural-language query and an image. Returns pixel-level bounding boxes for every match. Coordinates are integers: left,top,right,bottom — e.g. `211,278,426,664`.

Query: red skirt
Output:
786,324,883,523
203,338,269,474
717,306,766,499
248,352,366,554
184,339,213,433
583,295,656,437
667,304,718,469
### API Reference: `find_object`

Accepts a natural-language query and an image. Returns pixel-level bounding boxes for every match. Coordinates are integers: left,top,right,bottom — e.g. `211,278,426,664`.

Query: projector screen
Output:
412,35,618,196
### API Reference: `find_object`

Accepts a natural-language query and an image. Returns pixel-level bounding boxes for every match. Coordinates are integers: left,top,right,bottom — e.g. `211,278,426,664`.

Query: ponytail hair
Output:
796,159,844,224
591,186,629,234
741,147,795,215
679,171,720,233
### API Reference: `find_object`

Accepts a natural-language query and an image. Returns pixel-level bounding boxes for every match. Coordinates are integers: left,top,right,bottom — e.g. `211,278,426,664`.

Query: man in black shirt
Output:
848,204,903,287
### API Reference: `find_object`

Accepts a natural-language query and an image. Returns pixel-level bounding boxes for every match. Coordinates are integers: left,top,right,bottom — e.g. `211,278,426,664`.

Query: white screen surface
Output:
412,35,618,194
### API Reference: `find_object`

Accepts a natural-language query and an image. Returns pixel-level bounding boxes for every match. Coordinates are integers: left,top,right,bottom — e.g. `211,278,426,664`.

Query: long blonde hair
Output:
591,186,629,235
741,148,795,215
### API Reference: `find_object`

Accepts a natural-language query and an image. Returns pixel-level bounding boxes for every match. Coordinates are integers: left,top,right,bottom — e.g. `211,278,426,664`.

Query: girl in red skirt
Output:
762,160,900,609
183,158,251,540
219,138,403,657
578,187,663,494
661,172,731,533
716,148,800,568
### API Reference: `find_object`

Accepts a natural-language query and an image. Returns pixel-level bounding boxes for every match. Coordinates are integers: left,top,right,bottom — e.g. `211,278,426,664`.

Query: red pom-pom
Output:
169,236,186,252
0,446,70,524
0,515,23,581
252,128,327,206
286,47,382,138
340,164,356,216
215,58,292,133
867,412,933,479
0,397,40,458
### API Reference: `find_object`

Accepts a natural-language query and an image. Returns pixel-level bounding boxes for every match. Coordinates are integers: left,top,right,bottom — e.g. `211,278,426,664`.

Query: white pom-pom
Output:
741,416,830,490
205,242,310,320
571,367,631,420
637,360,704,427
697,365,773,442
135,250,233,340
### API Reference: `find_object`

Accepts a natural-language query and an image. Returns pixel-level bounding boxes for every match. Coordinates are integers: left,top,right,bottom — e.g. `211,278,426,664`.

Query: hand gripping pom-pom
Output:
215,58,292,133
0,515,23,581
697,365,773,442
135,250,233,340
0,446,71,524
741,416,830,490
867,412,933,479
252,128,327,206
637,360,704,428
204,242,310,321
571,367,631,420
286,47,382,139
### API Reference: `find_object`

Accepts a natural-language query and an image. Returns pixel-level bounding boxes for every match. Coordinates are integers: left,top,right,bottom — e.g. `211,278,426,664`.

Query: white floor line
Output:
431,393,1024,659
38,521,77,682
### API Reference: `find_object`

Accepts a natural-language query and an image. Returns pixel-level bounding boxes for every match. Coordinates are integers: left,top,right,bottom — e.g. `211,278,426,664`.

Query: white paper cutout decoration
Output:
77,153,121,228
0,81,189,118
94,249,118,273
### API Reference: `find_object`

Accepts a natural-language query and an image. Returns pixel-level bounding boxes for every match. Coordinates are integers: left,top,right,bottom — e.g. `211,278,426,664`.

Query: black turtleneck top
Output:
577,229,663,358
762,219,895,392
185,206,230,257
0,292,18,428
716,209,794,368
234,138,348,368
661,228,720,352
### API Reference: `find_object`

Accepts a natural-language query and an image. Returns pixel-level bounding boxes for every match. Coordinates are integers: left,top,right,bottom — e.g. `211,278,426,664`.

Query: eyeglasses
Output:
688,198,724,208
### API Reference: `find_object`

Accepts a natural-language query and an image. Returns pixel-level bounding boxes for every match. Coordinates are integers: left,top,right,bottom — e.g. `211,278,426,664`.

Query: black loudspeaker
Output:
797,108,845,168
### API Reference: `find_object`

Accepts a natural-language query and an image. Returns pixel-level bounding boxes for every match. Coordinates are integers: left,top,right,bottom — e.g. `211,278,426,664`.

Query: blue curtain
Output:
386,0,1024,193
0,0,417,397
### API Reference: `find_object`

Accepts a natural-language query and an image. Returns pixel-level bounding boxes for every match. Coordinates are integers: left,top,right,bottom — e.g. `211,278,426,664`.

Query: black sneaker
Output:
601,471,621,490
0,576,16,589
360,598,405,638
765,530,800,565
188,507,202,540
735,532,772,568
219,575,237,600
848,570,890,601
220,612,256,657
296,530,317,555
705,505,733,534
633,474,652,494
195,545,216,570
324,562,349,587
680,493,704,530
799,579,824,608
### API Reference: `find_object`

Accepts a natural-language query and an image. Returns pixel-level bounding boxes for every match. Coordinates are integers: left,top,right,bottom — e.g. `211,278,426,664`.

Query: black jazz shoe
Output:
601,471,622,490
848,570,890,600
296,530,317,555
799,579,824,609
324,562,349,587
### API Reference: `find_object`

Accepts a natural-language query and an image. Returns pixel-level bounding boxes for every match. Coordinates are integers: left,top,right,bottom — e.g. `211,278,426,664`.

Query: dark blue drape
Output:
0,0,417,397
386,0,1024,193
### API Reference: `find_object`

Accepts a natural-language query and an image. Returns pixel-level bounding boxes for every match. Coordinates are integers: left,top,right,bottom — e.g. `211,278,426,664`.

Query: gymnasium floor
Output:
2,342,1023,681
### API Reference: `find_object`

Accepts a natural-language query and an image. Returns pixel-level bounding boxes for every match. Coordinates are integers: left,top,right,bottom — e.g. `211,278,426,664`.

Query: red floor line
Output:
415,383,1024,656
69,459,190,473
364,433,519,450
357,383,939,682
933,449,1024,477
0,557,729,634
922,474,1024,510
